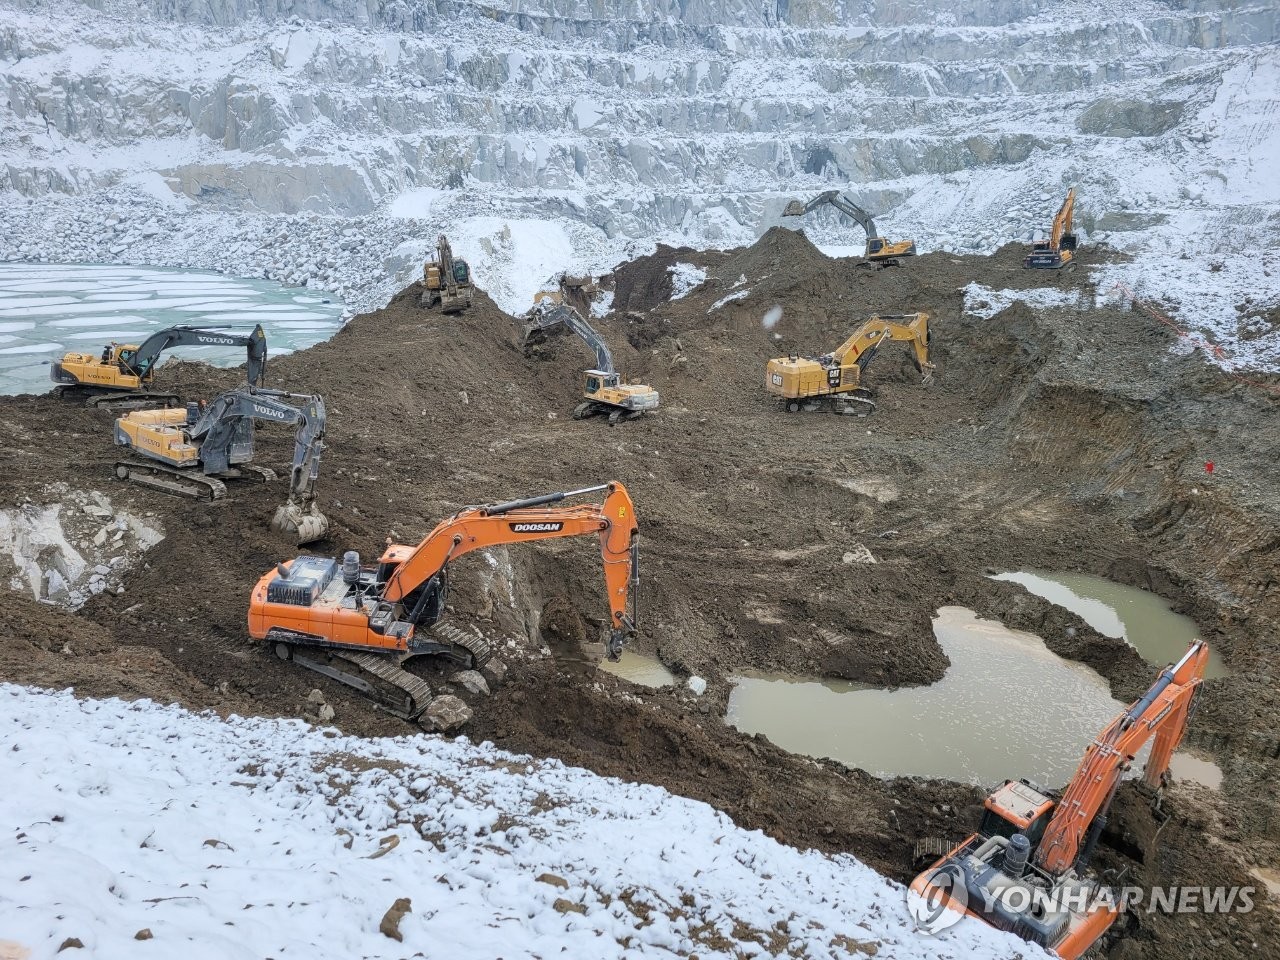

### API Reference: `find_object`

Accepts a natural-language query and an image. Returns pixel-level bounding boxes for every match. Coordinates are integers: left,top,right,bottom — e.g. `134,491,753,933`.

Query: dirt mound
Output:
2,236,1279,960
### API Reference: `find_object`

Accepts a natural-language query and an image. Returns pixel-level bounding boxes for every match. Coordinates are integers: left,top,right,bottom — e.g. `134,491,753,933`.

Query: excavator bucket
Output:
782,200,806,217
520,307,569,353
271,499,330,546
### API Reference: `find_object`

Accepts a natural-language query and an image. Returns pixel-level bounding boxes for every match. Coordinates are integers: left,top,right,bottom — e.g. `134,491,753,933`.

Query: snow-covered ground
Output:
1,0,1277,368
0,685,1039,959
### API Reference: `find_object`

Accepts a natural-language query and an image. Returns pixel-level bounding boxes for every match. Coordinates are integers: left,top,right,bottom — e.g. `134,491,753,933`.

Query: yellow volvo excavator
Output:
522,302,659,423
1025,188,1079,270
50,324,268,409
766,312,933,414
113,387,329,544
782,191,917,265
420,234,474,313
249,482,639,723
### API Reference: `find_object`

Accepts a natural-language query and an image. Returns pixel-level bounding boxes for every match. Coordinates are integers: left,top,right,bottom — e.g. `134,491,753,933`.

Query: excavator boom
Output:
249,482,641,725
1036,640,1208,875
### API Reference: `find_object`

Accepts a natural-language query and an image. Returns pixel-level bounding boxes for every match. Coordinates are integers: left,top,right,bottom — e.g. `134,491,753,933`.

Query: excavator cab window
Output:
452,261,470,284
866,238,885,255
118,348,138,372
586,375,602,394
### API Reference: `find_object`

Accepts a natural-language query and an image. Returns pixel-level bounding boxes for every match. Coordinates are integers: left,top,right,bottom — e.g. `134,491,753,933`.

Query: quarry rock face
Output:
0,0,1277,355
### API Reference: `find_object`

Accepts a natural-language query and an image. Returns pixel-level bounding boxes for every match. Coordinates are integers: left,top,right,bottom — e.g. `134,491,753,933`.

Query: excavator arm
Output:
524,302,615,374
1036,641,1209,876
187,387,329,543
382,482,639,657
127,324,268,386
1050,188,1076,250
832,313,932,377
783,190,879,239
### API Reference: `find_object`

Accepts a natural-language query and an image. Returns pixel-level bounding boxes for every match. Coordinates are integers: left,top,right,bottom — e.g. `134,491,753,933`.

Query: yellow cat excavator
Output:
420,234,474,313
249,482,639,723
910,642,1209,959
765,312,933,415
1025,188,1079,270
782,191,917,265
50,324,268,409
522,302,660,423
113,387,329,544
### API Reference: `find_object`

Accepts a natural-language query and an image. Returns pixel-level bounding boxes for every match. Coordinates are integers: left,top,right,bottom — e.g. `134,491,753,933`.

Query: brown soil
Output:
2,227,1279,958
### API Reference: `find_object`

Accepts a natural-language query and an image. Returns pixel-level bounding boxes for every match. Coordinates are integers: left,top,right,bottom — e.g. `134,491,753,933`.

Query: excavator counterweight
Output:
782,190,917,265
250,482,640,726
910,641,1210,959
765,312,933,415
51,324,269,410
113,387,329,544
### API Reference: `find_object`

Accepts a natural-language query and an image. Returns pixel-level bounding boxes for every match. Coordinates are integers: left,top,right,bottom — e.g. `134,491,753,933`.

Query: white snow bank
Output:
709,289,750,312
667,263,707,300
0,686,1040,960
962,282,1086,319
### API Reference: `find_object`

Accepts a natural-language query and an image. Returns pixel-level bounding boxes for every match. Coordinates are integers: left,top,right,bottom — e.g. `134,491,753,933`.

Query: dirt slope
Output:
2,229,1279,958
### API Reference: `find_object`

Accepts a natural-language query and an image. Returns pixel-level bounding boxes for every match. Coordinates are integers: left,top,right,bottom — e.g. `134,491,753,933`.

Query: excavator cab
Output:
978,779,1055,848
585,371,619,395
866,238,886,255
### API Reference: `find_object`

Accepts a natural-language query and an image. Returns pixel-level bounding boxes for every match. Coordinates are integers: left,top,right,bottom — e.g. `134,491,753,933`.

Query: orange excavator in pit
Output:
249,482,639,723
910,641,1209,959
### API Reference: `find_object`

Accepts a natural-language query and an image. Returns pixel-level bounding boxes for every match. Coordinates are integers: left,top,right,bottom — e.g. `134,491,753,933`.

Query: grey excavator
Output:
522,302,659,422
782,191,917,266
113,387,329,544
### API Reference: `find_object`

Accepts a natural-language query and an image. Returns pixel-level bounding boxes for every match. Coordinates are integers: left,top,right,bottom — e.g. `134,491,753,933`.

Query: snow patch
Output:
388,188,448,220
0,686,1041,959
0,487,163,609
962,282,1085,320
667,263,706,300
709,289,749,312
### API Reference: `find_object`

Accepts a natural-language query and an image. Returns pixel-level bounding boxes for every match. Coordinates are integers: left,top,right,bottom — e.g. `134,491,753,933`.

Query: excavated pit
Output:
1,230,1279,958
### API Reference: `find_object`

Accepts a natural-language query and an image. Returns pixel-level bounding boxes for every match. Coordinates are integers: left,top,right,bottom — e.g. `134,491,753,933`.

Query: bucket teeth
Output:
271,500,330,545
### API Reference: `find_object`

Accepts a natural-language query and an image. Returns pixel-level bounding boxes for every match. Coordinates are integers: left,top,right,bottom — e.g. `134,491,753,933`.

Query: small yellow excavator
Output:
522,302,659,423
1025,188,1079,270
50,324,268,409
765,312,933,415
113,387,329,544
910,642,1208,959
420,234,474,313
782,191,917,266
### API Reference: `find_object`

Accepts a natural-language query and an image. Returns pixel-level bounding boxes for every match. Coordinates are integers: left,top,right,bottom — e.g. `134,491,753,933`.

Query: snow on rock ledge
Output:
0,486,163,610
0,686,1043,959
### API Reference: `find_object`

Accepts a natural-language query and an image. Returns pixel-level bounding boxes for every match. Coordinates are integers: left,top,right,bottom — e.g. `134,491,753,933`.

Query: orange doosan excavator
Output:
248,482,639,723
910,641,1209,959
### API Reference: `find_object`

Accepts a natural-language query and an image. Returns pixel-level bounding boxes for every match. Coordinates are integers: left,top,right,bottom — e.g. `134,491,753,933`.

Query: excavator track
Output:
428,621,493,668
271,638,434,722
269,623,492,723
228,464,277,483
114,460,227,501
55,385,180,411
